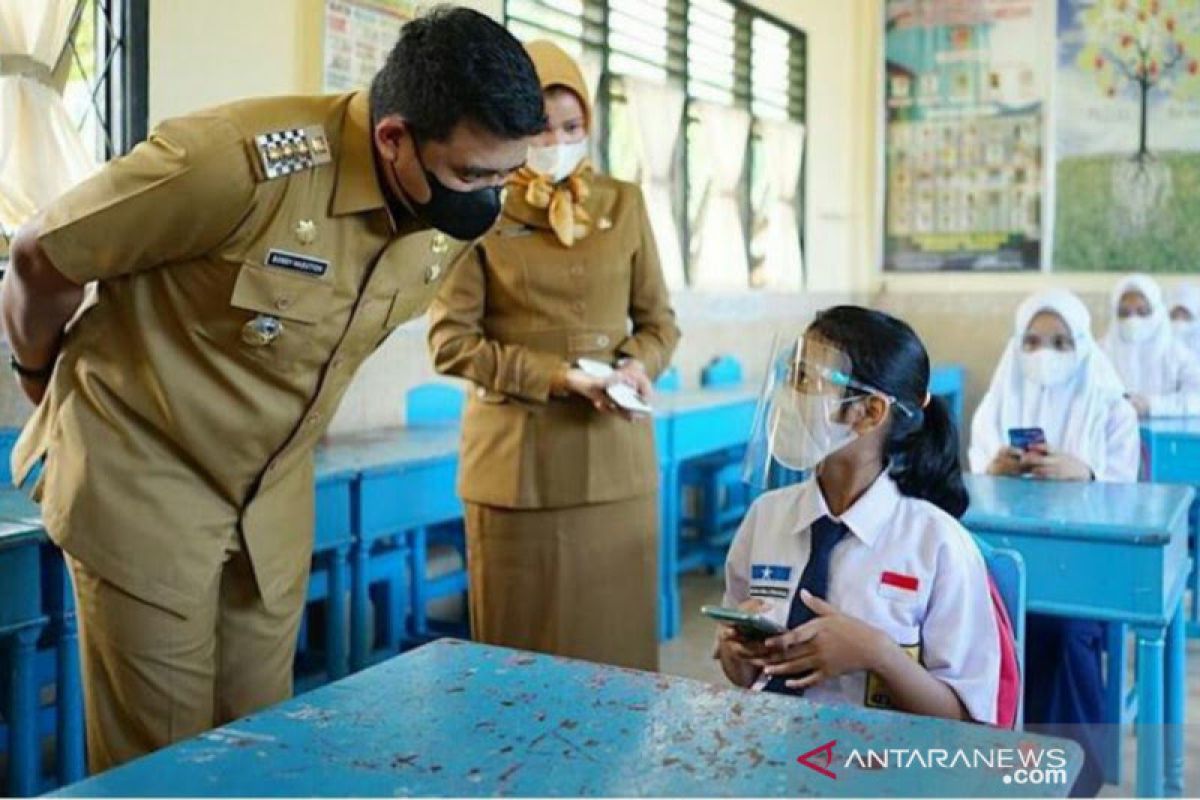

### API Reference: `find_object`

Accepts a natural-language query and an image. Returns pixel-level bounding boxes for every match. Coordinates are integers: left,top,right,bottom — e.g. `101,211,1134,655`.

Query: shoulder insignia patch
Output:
250,124,332,181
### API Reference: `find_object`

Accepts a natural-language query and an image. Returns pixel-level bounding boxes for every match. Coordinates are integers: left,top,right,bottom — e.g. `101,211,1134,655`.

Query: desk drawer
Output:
0,540,42,633
314,477,353,551
971,524,1187,625
359,458,462,540
1145,434,1200,484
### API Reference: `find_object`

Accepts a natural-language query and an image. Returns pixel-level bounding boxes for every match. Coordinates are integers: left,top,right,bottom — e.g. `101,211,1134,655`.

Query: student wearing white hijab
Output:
969,288,1139,483
1102,273,1200,418
1168,283,1200,360
970,288,1138,797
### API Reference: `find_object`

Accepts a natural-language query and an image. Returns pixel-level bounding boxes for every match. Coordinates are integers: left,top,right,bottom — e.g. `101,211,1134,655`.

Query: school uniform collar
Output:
795,468,901,548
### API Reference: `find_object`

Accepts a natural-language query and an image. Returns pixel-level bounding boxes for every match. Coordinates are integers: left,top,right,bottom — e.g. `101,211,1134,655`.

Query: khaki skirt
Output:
464,494,659,671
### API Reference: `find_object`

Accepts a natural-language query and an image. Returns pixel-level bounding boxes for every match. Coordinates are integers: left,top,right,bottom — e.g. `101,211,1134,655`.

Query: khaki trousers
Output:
66,536,306,774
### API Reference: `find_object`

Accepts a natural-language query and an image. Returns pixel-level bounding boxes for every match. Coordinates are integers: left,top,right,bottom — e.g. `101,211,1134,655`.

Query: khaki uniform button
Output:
597,334,610,347
275,296,293,311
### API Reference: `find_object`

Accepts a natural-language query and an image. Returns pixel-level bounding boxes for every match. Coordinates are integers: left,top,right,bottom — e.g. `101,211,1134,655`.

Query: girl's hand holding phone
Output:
716,599,773,663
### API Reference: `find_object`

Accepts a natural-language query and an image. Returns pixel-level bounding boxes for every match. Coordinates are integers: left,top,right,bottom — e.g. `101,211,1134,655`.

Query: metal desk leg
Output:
47,556,85,784
349,540,370,674
6,623,45,797
1135,624,1165,798
326,544,350,680
408,527,429,641
658,462,680,641
1165,605,1186,797
1103,623,1127,786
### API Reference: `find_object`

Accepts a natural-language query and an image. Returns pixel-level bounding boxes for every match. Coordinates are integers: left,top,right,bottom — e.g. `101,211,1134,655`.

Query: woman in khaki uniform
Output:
428,41,680,670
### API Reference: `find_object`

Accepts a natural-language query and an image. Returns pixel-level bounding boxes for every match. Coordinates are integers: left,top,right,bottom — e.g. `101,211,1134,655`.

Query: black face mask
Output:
390,137,502,241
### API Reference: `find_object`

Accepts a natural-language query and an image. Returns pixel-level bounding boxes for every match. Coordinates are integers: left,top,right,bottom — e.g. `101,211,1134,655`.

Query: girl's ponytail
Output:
889,394,969,518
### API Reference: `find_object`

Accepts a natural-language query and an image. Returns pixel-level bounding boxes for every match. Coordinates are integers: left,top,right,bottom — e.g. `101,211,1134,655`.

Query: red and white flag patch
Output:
877,570,920,601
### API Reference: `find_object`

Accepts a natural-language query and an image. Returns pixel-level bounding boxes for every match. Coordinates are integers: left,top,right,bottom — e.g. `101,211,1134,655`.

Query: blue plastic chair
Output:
972,536,1026,728
654,365,681,392
677,357,749,573
406,383,466,428
402,384,469,644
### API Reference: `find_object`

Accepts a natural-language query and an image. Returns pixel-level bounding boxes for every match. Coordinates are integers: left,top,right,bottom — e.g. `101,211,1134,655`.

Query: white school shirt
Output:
722,471,1001,725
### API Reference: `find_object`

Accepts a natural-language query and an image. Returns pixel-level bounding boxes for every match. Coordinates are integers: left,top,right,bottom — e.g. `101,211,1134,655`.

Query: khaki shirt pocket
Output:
230,262,335,370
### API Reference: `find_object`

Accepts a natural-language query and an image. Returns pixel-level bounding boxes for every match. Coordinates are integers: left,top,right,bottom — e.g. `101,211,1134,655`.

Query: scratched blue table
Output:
53,639,1080,797
654,387,758,640
1141,417,1200,637
962,474,1192,798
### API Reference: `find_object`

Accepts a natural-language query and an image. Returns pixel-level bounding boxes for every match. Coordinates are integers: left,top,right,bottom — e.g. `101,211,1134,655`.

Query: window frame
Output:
503,0,807,289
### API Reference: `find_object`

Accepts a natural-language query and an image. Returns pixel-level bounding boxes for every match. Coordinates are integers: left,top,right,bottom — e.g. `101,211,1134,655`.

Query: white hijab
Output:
1168,283,1200,356
1102,273,1184,394
969,288,1127,474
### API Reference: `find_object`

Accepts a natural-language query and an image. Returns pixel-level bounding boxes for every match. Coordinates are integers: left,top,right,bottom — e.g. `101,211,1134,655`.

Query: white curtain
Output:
689,101,750,290
624,76,685,290
0,0,96,233
753,119,805,291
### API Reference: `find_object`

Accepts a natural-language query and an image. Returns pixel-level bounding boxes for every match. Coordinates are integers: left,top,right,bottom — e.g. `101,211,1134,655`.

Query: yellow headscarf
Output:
509,40,594,247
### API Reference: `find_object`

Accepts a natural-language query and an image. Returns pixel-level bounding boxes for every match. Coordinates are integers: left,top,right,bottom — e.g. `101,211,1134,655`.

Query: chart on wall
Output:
883,0,1048,271
1054,0,1200,272
323,0,416,92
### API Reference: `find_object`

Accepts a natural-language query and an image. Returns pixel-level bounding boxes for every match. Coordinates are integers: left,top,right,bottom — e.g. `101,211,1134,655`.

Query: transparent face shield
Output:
742,333,913,490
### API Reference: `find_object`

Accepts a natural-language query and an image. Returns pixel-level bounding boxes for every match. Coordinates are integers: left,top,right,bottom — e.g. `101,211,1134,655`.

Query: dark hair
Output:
809,306,969,518
369,6,546,142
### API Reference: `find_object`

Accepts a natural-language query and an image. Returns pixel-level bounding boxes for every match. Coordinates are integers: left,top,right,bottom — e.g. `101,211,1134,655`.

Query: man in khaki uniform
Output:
0,7,545,772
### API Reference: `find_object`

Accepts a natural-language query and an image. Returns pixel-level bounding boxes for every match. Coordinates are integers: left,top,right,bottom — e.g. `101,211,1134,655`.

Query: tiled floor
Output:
659,572,1200,797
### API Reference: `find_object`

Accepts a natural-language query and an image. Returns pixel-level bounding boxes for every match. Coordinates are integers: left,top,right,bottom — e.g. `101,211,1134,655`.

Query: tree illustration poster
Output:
1055,0,1200,271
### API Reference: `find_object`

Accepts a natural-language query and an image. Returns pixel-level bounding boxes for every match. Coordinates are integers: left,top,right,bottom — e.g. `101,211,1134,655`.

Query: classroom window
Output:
0,0,147,259
503,0,806,290
686,0,737,106
64,0,149,161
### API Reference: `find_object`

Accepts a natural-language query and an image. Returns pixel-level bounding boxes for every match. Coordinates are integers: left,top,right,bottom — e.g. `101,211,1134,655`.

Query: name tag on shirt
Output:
266,248,330,277
877,570,920,601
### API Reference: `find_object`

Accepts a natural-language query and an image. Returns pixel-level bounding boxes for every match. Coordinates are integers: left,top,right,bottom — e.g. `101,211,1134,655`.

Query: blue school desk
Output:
654,387,758,639
52,639,1081,798
961,474,1192,798
307,457,357,682
0,508,47,796
0,489,85,794
1141,418,1200,636
318,427,462,671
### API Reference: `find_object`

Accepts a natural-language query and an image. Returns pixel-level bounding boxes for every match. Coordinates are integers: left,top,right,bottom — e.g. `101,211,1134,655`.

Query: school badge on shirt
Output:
749,564,793,599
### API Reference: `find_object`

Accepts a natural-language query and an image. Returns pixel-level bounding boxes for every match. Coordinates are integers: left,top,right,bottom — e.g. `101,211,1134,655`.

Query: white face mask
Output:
1173,319,1196,340
1019,349,1078,388
526,138,589,183
1119,315,1156,344
768,389,858,472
